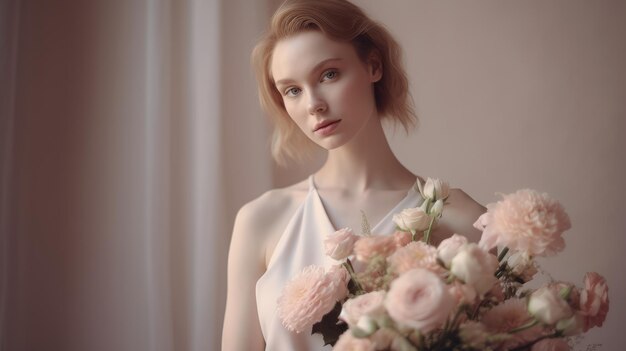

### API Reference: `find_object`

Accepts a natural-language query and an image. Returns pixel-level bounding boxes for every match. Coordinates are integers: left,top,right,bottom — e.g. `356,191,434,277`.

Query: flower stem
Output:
508,319,538,334
497,246,509,262
422,216,437,245
343,258,364,294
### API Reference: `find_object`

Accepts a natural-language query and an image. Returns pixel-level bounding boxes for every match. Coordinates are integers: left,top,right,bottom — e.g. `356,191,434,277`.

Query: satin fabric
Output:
255,175,423,351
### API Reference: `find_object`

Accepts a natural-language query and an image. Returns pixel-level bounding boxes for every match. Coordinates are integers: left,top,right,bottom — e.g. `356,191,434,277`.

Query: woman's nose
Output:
307,91,327,115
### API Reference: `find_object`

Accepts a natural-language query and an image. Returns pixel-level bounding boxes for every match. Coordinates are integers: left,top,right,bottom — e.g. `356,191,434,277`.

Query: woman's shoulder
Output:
233,178,311,266
234,178,310,238
437,187,486,243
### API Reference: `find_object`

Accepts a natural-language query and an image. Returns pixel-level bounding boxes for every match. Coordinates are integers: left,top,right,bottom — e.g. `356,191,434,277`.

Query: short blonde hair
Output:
252,0,417,166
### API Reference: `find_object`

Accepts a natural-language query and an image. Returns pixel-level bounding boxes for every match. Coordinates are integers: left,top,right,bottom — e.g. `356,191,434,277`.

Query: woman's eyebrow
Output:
275,57,343,86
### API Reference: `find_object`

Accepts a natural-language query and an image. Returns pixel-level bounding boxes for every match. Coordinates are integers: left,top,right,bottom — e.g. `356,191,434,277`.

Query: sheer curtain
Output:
1,0,271,350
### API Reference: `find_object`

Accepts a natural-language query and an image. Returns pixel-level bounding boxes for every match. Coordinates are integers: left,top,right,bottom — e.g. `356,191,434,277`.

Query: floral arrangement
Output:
277,178,610,351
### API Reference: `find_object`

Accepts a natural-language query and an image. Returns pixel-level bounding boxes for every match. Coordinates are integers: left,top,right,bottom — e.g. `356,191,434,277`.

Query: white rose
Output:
393,207,430,232
528,287,573,325
355,316,377,336
420,178,450,201
556,313,584,336
437,234,468,268
450,244,498,296
430,199,444,217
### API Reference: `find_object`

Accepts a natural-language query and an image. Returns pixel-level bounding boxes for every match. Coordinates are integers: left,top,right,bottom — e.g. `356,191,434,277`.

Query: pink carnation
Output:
387,241,442,276
277,265,348,333
333,331,376,351
477,189,571,256
392,230,412,248
354,235,396,261
579,272,609,331
385,268,454,333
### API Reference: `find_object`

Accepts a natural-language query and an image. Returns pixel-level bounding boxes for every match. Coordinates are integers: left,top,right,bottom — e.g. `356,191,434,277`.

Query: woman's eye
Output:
322,70,338,81
285,87,301,97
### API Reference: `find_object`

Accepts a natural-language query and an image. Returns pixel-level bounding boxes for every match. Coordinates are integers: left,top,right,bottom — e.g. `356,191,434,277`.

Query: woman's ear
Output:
367,51,383,83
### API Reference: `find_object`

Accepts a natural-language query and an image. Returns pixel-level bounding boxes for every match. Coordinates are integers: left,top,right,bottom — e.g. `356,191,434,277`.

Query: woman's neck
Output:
314,114,416,194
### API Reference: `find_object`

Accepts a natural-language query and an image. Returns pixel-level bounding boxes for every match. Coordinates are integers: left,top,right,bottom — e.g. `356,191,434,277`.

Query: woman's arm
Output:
222,202,266,351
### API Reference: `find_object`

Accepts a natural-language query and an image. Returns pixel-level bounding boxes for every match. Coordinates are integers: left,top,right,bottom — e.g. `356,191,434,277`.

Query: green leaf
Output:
311,301,348,346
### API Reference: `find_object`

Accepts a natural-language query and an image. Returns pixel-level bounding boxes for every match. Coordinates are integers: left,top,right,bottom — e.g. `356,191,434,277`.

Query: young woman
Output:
222,1,485,349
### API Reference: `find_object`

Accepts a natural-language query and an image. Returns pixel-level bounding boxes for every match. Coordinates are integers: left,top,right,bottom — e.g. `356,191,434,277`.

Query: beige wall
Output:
270,0,625,348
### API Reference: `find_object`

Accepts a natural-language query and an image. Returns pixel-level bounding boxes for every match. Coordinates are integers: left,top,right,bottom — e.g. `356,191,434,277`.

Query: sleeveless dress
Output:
256,175,424,351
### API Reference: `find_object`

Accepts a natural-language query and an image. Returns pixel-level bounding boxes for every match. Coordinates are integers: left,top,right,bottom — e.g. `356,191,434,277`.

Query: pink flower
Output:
531,338,570,351
369,328,399,350
339,290,386,327
482,298,543,348
387,241,441,276
324,227,360,260
437,233,468,267
384,268,454,333
477,189,571,256
528,286,573,325
448,281,477,305
333,331,376,351
579,272,609,331
450,243,498,296
392,231,412,248
277,265,348,333
354,235,397,261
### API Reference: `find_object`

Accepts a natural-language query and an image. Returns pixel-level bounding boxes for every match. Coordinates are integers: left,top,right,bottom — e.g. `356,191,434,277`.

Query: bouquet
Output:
277,178,610,350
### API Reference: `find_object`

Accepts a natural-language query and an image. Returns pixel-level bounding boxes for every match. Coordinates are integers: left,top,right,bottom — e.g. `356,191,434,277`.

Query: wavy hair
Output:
252,0,417,166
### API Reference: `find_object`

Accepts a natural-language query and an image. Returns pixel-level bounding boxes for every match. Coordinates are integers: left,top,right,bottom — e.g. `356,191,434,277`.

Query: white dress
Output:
256,175,424,351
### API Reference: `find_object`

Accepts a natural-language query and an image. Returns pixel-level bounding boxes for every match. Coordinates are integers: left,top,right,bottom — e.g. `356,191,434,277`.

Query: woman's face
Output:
271,31,381,150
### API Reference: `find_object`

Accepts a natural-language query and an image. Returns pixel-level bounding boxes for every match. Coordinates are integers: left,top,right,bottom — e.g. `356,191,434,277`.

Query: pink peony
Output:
531,338,570,351
482,298,543,348
387,241,442,276
384,268,454,333
324,227,360,260
477,189,571,256
277,265,348,333
339,290,386,327
437,233,469,267
354,235,397,261
579,272,609,331
333,331,376,351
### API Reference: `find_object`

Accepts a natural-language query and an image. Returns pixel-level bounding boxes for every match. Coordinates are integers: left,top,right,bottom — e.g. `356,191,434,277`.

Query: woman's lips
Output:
314,120,341,136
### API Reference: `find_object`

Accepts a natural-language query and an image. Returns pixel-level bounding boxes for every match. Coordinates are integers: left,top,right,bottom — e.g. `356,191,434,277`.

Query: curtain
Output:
0,0,272,350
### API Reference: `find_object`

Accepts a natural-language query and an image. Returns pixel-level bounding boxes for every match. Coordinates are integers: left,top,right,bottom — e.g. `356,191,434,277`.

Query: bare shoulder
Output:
432,187,486,244
233,179,309,266
238,179,308,232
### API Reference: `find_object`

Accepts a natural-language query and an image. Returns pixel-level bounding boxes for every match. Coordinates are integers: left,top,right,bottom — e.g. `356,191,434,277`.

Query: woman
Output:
222,0,485,350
